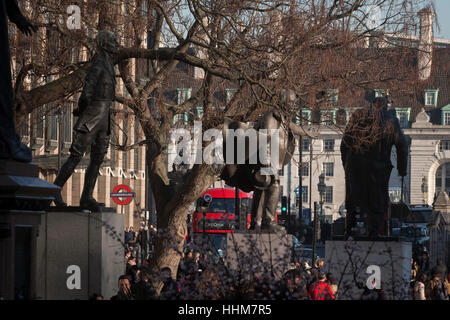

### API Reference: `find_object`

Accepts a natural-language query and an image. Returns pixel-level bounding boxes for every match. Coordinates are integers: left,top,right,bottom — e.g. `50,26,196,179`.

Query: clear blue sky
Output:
434,0,450,39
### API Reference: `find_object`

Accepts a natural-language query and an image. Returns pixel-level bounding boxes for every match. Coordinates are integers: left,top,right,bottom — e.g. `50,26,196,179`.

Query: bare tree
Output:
9,0,432,293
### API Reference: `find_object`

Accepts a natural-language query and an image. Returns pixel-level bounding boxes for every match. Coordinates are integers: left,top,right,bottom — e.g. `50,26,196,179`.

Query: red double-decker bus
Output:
190,188,252,252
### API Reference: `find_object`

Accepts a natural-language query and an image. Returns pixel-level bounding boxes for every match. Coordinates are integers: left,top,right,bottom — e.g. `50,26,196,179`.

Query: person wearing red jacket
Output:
309,272,335,300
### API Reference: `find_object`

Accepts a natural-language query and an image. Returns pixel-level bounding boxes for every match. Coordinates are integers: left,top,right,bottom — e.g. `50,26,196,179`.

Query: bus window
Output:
196,198,235,213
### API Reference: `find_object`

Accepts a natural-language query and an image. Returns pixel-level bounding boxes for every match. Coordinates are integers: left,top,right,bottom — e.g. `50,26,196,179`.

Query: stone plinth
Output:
0,160,59,300
225,232,294,280
325,240,412,300
35,209,124,300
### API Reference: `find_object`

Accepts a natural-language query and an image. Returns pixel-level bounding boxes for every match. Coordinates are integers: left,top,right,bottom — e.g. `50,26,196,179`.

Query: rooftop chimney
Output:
417,8,434,81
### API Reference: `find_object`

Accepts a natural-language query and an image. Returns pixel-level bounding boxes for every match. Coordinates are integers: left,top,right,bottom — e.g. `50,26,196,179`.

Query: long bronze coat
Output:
74,55,116,134
340,106,408,214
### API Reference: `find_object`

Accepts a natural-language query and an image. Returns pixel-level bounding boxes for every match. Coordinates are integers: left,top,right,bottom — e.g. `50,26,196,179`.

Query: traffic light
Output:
281,196,288,214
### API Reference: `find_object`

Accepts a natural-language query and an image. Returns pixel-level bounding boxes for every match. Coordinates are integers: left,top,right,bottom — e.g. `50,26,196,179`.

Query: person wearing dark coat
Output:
159,267,179,300
110,275,134,300
341,96,408,237
431,258,447,282
0,0,37,162
131,267,157,300
137,227,149,260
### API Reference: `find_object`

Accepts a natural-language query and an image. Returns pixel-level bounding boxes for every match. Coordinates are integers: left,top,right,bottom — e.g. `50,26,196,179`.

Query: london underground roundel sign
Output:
111,184,135,205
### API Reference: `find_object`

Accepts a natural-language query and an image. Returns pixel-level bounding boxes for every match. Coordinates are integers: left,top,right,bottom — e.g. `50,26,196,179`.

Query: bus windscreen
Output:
196,198,235,213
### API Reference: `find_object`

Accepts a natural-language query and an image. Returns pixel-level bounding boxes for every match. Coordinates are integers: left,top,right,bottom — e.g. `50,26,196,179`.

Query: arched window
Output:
435,163,450,196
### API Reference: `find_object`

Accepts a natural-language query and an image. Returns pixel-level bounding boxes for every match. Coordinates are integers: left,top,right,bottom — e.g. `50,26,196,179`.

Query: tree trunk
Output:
149,160,219,294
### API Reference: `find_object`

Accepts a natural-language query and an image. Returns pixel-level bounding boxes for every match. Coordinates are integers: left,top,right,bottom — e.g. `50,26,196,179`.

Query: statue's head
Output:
96,30,120,55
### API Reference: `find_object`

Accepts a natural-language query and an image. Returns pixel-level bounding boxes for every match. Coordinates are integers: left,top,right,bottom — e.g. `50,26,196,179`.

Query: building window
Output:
174,88,191,124
374,89,386,98
439,140,450,152
442,105,450,125
302,138,310,152
395,108,410,129
299,109,311,125
63,104,72,143
324,186,333,203
302,186,308,203
323,139,335,152
320,109,336,126
35,107,44,139
328,89,338,106
425,90,438,106
301,162,309,177
435,163,450,196
46,105,57,141
323,162,334,177
444,112,450,126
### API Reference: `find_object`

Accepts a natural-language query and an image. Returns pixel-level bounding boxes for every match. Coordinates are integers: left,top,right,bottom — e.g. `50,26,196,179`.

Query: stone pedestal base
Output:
35,209,124,300
225,232,294,280
325,240,412,300
0,160,59,300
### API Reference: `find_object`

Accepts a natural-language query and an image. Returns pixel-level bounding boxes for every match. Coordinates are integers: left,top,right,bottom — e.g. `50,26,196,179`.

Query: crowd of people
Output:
88,226,449,301
107,244,340,300
408,247,449,300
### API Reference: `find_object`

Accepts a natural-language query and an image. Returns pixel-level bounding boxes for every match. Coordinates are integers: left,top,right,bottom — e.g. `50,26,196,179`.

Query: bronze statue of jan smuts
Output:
53,30,120,211
341,96,408,238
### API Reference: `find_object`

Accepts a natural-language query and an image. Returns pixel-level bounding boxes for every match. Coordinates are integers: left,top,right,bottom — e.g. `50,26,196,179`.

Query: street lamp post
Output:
312,173,326,265
55,106,64,172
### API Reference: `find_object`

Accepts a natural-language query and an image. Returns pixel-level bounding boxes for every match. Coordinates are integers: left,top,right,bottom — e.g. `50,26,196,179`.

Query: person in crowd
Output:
312,259,324,279
412,272,427,300
252,274,277,300
137,226,149,261
419,251,430,276
131,266,157,300
278,269,308,300
445,273,450,296
159,267,179,300
126,226,136,248
426,270,449,300
198,253,209,273
195,269,224,300
408,268,417,299
309,272,335,300
111,275,134,300
126,256,137,275
148,224,157,254
182,250,198,278
431,259,447,284
124,227,132,250
177,252,186,281
194,251,202,273
126,265,140,286
326,273,338,299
